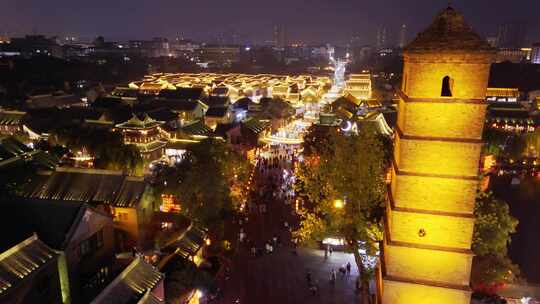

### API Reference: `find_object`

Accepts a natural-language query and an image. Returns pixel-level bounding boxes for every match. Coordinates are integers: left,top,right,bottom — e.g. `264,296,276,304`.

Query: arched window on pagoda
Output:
441,76,453,97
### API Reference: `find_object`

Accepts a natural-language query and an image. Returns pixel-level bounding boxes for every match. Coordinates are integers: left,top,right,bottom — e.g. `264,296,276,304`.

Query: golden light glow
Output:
160,194,181,213
383,279,471,304
384,241,472,286
381,11,494,303
333,199,344,209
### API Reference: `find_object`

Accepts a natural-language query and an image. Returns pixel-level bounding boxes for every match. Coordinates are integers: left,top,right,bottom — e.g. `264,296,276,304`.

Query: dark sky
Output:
1,0,539,45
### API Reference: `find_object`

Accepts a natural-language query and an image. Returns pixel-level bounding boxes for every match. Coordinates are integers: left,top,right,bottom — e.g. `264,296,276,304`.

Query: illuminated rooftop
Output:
405,6,495,53
0,234,57,296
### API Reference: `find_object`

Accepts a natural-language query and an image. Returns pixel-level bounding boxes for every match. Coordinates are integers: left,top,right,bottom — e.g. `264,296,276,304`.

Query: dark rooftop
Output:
405,6,495,53
233,97,254,111
158,88,206,101
0,234,58,298
154,99,202,112
205,106,229,118
0,198,85,250
91,257,163,304
22,167,147,208
146,107,178,123
203,96,230,108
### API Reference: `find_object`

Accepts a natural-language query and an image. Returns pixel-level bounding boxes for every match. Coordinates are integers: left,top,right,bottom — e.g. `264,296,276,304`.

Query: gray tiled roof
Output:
22,168,146,208
0,234,58,296
163,225,208,258
0,111,26,125
91,258,163,304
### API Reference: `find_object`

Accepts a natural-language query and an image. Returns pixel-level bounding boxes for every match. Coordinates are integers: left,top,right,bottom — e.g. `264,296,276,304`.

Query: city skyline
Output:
1,0,540,45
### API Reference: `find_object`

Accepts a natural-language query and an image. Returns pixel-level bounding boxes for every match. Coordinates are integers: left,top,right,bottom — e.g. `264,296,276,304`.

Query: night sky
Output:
2,0,539,45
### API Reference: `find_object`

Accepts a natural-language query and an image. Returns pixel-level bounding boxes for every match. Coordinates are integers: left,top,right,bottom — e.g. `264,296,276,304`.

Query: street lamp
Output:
334,199,344,209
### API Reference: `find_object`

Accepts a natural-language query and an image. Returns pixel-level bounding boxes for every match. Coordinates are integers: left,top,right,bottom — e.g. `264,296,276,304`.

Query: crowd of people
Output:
227,142,364,302
234,144,300,258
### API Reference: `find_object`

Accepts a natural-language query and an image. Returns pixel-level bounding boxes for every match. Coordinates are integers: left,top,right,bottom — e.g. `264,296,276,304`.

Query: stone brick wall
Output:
383,279,471,304
398,99,487,140
384,241,473,286
391,169,477,214
395,135,483,177
403,53,493,100
388,206,475,249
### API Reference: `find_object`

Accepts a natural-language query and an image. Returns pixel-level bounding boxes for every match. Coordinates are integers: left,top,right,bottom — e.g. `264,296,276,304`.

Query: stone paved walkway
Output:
216,160,361,304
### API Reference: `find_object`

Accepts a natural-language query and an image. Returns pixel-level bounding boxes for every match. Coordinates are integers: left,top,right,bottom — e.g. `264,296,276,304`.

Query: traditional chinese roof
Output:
0,234,58,297
357,111,394,136
116,114,163,130
138,291,164,304
205,106,229,118
0,110,26,125
154,99,204,113
211,87,229,96
0,198,89,250
0,136,32,161
0,137,58,169
242,118,269,134
159,88,205,100
203,96,230,108
181,120,213,137
146,107,178,123
214,123,237,138
405,6,495,53
91,258,163,304
161,224,208,258
22,168,147,208
113,176,148,208
232,97,253,111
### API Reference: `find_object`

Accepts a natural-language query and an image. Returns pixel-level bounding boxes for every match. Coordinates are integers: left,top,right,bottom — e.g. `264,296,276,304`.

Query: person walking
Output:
346,262,351,276
355,276,362,294
310,280,319,295
324,246,328,260
329,245,333,256
330,268,336,286
306,271,312,287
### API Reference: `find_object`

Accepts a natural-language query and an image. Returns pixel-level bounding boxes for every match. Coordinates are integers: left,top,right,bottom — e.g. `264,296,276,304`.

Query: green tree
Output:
294,126,390,302
523,129,540,157
483,128,540,160
482,128,507,157
471,191,519,293
158,139,252,232
49,125,143,175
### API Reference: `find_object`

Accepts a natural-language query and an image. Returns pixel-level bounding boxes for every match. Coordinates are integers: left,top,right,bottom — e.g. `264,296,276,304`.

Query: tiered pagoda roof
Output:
116,114,164,130
405,6,495,53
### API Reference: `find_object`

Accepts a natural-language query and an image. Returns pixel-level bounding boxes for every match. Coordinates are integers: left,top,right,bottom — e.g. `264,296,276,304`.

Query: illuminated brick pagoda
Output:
379,6,496,304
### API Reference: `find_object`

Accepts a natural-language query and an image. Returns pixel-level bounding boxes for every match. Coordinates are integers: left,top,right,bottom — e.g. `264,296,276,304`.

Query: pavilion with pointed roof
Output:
116,113,164,130
116,114,167,163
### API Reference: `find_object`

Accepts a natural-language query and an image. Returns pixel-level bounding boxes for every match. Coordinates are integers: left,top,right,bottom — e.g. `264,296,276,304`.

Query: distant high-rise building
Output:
376,26,387,49
531,42,540,64
399,24,407,48
8,35,63,58
496,21,527,48
486,37,497,47
273,25,287,48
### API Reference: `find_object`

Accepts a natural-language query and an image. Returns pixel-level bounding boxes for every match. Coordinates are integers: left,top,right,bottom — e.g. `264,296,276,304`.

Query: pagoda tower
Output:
379,7,496,303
